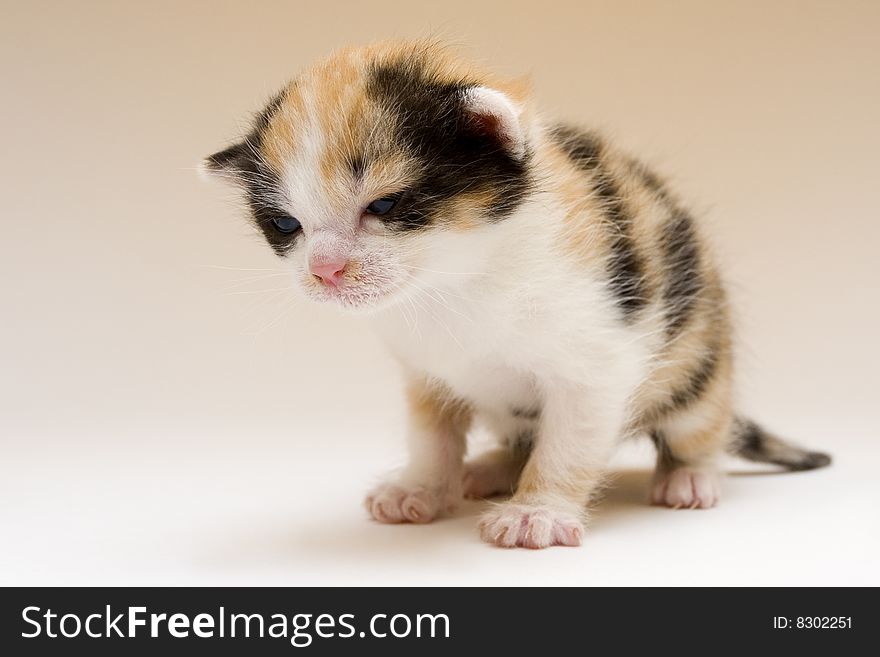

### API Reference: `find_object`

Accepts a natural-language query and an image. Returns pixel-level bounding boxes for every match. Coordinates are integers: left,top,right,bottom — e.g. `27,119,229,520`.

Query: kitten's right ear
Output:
199,141,251,182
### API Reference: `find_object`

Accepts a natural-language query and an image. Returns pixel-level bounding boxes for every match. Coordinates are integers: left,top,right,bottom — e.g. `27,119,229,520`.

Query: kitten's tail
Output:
730,417,832,471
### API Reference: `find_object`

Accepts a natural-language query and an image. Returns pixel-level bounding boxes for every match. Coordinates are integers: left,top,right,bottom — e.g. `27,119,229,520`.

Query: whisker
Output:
401,264,489,277
198,264,286,272
224,286,293,296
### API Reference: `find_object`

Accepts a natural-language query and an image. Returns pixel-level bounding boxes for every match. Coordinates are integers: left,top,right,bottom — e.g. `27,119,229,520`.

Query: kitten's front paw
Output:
651,467,720,509
365,482,452,524
479,503,583,549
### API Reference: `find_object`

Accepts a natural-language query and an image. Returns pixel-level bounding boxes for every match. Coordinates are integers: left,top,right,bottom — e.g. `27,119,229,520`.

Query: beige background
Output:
1,0,878,585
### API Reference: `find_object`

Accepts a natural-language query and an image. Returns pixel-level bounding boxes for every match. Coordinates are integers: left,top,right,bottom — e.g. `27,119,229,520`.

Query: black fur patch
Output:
550,125,603,169
550,124,649,321
668,343,719,410
551,126,648,319
206,93,300,257
248,191,302,257
736,418,765,455
660,210,702,336
732,417,832,471
597,173,649,319
205,141,251,173
788,451,833,470
365,59,531,231
626,158,703,337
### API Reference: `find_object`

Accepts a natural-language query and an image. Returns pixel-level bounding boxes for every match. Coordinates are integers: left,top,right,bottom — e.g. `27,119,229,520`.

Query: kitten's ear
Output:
199,141,251,182
460,86,526,159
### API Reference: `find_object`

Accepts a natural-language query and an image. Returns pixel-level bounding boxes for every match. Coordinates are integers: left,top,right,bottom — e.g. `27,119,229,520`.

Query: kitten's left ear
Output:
460,86,526,160
199,141,251,182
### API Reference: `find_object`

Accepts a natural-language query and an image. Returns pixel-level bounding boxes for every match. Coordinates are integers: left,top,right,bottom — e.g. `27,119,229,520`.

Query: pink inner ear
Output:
469,111,502,139
465,107,519,155
461,87,525,158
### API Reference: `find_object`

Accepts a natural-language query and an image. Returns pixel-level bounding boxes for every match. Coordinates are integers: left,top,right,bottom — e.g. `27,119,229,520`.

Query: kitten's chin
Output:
303,284,404,315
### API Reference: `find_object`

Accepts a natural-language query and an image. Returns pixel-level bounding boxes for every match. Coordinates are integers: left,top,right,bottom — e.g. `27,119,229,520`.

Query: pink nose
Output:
310,258,347,288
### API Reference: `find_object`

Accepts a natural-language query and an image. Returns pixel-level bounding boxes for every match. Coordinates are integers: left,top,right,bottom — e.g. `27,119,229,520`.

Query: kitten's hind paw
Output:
462,451,520,499
651,467,720,509
365,482,451,524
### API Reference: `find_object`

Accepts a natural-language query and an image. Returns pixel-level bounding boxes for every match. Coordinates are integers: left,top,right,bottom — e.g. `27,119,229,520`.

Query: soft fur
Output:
204,41,830,549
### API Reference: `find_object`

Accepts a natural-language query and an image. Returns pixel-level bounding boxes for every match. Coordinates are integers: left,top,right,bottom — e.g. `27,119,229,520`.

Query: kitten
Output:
203,41,831,549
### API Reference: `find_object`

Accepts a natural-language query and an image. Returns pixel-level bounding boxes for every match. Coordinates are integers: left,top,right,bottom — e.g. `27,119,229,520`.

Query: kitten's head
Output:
203,41,533,311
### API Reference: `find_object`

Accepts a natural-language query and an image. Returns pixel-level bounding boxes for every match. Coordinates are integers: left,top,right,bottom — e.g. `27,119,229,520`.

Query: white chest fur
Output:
372,289,539,417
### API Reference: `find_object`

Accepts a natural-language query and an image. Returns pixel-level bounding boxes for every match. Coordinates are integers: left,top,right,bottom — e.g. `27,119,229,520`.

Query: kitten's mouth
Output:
306,276,402,313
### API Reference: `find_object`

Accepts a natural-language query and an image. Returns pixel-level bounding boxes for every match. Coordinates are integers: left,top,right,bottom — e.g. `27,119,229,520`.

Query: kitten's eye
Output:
365,196,398,216
270,215,301,234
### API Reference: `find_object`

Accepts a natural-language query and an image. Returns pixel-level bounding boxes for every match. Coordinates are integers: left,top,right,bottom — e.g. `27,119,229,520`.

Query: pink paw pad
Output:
651,468,720,509
479,504,583,549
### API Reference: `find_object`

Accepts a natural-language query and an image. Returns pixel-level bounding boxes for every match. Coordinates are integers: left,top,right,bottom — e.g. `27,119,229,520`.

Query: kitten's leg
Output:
463,417,533,499
479,384,624,548
649,399,732,509
462,446,528,499
365,375,470,524
649,309,734,508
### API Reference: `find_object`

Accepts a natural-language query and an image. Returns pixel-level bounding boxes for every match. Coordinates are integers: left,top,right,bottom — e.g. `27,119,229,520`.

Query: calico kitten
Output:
203,41,830,549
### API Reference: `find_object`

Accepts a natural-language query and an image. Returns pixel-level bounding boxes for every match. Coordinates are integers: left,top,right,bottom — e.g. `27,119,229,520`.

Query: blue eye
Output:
271,215,301,234
366,196,398,216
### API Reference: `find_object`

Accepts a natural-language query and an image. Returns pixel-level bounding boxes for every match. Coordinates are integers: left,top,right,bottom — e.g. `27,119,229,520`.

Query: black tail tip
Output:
790,451,832,471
